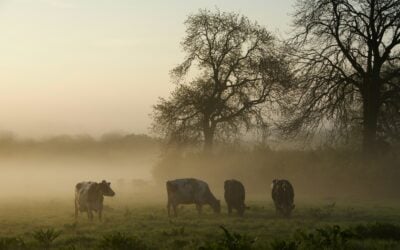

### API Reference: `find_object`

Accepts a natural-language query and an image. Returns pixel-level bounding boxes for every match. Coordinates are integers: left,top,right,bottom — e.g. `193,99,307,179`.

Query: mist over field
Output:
0,133,159,200
0,132,398,203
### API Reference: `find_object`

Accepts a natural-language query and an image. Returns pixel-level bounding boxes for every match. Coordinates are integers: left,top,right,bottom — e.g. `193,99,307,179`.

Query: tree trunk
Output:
362,77,380,154
203,118,215,152
204,129,214,151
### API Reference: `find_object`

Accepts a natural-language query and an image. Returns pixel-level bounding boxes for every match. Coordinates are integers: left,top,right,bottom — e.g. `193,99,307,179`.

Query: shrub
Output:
32,228,62,250
270,238,299,250
0,236,26,250
62,235,97,249
198,226,256,250
295,225,353,250
98,232,148,250
351,222,400,241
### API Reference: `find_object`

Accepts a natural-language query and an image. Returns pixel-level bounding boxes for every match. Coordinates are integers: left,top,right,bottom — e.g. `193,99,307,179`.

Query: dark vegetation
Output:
0,132,159,159
153,145,400,199
283,0,400,153
1,221,400,249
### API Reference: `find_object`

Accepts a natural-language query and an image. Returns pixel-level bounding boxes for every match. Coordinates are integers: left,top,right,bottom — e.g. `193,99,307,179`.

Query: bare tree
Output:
284,0,400,152
152,9,290,150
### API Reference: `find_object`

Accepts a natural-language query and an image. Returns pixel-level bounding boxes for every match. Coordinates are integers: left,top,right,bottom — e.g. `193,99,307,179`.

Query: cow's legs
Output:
196,204,202,215
87,209,94,221
74,201,79,220
227,204,232,215
172,204,178,217
98,208,103,221
167,201,171,217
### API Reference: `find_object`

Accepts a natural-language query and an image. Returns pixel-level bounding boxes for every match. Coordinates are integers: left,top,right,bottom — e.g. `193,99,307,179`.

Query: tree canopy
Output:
152,9,290,150
282,0,400,151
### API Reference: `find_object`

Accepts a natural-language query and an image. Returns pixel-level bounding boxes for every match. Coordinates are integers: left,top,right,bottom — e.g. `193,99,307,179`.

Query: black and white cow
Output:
166,178,220,217
271,179,295,217
75,180,115,221
224,179,247,216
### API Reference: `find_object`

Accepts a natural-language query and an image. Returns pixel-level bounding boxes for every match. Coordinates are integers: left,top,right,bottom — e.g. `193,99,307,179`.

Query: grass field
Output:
1,196,400,249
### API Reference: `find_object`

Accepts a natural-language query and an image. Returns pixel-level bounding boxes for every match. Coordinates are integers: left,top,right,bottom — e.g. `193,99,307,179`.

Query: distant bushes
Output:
0,133,159,159
153,145,400,199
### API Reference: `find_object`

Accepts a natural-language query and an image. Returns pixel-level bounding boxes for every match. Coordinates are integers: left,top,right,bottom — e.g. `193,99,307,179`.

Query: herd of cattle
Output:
74,178,295,221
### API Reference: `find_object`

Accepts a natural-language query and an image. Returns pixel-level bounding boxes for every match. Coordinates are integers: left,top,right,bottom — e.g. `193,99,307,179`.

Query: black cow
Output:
271,179,295,217
224,179,247,216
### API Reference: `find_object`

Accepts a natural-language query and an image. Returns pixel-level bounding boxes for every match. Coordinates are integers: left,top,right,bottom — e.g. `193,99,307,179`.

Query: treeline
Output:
153,145,400,199
0,132,160,159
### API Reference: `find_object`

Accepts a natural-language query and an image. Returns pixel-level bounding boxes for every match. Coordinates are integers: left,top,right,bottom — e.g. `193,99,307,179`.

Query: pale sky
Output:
0,0,294,138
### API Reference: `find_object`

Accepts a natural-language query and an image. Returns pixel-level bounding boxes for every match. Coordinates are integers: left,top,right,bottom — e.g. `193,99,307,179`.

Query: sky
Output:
0,0,294,138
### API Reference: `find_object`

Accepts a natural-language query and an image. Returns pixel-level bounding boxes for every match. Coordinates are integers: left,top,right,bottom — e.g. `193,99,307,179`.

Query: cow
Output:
166,178,221,217
224,179,247,216
74,180,115,221
271,179,295,217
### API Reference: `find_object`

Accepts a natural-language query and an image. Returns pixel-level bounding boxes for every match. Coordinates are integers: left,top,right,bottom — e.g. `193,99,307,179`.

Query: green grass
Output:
0,198,400,249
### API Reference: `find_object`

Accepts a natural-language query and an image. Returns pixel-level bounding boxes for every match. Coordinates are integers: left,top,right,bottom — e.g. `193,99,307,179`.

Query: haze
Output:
0,0,292,138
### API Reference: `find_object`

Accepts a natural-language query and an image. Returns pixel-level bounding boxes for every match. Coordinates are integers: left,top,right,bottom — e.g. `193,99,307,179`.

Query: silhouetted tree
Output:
152,9,290,150
284,0,400,152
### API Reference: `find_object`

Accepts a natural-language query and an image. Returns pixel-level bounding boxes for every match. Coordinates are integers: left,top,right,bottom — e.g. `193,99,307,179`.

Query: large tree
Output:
152,9,290,150
285,0,400,151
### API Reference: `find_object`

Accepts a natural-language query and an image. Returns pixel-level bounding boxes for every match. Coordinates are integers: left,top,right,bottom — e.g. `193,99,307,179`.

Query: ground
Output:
0,197,399,249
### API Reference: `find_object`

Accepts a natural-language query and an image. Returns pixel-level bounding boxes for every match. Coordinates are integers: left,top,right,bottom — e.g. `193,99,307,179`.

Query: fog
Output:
0,133,398,206
0,134,160,202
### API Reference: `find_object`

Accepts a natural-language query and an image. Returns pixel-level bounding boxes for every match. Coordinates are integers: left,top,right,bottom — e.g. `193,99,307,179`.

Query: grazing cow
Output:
166,178,220,217
75,180,115,221
271,179,295,217
224,179,247,216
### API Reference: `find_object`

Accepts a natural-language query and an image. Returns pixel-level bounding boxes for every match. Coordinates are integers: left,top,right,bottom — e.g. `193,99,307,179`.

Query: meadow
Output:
1,197,400,249
0,135,399,249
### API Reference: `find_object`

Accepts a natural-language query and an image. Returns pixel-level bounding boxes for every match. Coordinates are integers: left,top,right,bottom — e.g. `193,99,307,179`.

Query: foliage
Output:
285,0,400,149
152,9,290,149
295,225,353,250
270,238,299,250
199,226,256,250
98,232,149,250
350,222,400,241
32,228,62,250
0,237,26,250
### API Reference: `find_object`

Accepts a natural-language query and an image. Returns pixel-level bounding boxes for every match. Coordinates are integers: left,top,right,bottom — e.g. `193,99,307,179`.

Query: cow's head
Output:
211,199,221,214
100,180,115,197
271,179,279,189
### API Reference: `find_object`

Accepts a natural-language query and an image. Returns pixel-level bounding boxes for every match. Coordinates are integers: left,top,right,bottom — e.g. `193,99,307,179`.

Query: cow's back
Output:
224,180,245,204
167,178,209,204
75,182,100,212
